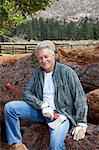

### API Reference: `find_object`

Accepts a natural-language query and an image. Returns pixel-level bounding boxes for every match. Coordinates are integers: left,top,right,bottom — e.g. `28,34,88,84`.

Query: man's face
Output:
36,48,55,73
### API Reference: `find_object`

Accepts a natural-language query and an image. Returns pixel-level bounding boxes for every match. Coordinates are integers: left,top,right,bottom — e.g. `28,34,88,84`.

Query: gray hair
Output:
35,40,56,56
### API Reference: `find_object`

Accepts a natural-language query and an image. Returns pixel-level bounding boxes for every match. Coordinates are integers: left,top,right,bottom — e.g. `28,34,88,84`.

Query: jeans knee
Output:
4,101,13,114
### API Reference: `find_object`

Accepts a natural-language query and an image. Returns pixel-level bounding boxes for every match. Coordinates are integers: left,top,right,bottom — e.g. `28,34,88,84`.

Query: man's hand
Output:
72,123,88,141
41,102,54,119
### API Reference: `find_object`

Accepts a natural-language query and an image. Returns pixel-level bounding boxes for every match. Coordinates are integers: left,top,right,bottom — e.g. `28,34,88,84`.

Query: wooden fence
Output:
0,43,37,54
0,42,97,54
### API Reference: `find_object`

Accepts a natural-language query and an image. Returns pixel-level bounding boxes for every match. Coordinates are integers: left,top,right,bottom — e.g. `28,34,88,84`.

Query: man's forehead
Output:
37,48,53,55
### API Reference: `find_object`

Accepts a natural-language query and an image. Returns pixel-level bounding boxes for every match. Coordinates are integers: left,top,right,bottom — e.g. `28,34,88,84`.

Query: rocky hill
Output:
33,0,99,22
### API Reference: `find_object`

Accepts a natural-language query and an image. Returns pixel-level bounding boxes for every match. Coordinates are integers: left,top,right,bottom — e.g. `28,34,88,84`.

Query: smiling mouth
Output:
42,62,49,65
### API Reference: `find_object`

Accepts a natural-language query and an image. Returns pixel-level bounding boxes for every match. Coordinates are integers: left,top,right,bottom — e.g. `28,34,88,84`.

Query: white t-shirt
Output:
43,71,56,110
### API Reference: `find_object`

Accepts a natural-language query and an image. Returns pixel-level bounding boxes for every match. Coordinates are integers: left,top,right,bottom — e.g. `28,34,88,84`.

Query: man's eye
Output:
44,56,48,58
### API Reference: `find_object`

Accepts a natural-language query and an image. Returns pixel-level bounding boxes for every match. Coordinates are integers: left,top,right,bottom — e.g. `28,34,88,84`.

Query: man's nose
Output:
42,57,46,62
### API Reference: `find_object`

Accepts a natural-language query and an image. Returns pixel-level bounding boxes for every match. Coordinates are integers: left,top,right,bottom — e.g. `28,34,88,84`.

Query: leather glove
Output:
41,102,54,119
72,123,88,141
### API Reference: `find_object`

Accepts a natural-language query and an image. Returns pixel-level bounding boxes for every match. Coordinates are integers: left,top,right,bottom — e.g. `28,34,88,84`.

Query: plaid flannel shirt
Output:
23,62,88,126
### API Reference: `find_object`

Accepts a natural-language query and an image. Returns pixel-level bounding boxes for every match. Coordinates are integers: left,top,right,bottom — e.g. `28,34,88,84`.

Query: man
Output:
4,40,88,150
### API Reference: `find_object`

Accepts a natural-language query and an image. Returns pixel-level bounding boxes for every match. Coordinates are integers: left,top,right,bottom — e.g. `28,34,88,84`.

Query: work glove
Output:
41,101,54,119
72,123,88,141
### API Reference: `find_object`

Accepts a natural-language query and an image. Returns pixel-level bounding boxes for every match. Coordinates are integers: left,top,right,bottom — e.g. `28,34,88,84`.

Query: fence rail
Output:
0,42,97,54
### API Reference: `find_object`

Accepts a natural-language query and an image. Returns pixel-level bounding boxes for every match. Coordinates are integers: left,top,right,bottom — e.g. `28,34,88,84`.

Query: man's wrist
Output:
41,101,49,109
77,123,87,128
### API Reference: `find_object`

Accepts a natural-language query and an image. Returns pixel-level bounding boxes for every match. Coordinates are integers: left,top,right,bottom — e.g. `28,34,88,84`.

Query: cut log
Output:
87,89,99,124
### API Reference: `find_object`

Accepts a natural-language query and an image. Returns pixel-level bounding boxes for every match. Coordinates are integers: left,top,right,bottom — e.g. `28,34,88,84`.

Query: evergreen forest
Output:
11,18,99,41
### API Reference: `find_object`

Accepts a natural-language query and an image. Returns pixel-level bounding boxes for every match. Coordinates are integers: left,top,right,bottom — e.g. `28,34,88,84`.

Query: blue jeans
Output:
4,101,70,150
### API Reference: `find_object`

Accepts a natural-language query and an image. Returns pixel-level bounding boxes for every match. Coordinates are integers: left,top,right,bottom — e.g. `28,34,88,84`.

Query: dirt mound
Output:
0,46,99,149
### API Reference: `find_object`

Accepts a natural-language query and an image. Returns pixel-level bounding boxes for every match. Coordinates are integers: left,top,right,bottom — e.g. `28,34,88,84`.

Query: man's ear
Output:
53,53,55,57
55,53,60,62
53,54,56,60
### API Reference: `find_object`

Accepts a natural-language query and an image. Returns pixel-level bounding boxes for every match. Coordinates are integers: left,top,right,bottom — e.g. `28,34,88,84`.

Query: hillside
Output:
34,0,99,22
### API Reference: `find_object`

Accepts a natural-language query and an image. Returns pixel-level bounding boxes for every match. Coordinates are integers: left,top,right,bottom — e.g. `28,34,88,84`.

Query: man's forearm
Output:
23,90,43,110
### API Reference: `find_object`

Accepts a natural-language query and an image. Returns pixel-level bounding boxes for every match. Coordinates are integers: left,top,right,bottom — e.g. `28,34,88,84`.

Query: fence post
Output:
12,44,14,54
70,45,73,48
0,45,1,53
25,45,27,53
